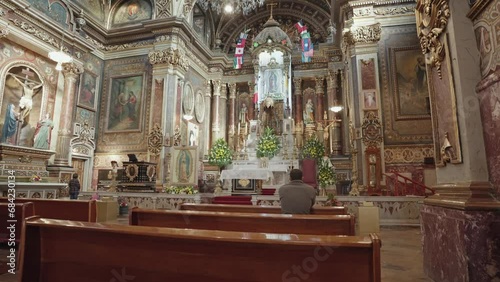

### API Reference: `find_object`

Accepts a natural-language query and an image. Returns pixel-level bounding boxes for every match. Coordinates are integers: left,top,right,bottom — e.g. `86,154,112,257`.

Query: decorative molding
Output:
384,146,435,164
0,27,8,38
148,47,189,72
416,0,451,79
148,123,163,156
353,7,373,17
467,0,494,20
374,4,416,15
351,23,382,44
62,62,84,77
18,156,32,163
155,0,172,19
362,111,383,147
9,19,63,50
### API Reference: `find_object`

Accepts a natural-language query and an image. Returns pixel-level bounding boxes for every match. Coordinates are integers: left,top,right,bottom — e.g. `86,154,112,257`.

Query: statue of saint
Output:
33,113,54,149
303,99,314,124
8,73,43,123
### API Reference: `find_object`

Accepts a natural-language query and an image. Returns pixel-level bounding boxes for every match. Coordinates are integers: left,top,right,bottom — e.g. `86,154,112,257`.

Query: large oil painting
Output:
171,147,198,186
105,74,144,132
391,46,430,119
78,71,98,110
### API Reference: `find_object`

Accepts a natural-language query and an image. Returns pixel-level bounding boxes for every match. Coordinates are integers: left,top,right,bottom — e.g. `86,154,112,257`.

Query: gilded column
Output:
331,72,342,156
203,80,212,155
53,62,83,167
211,80,221,145
228,83,237,149
248,81,255,120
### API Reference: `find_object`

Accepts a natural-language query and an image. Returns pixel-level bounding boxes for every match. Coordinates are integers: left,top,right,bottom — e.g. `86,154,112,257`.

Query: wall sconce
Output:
329,100,343,113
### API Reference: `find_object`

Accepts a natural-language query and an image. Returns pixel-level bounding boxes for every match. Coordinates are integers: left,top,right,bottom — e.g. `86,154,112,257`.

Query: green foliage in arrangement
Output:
256,127,281,159
208,138,233,168
317,158,337,188
302,137,325,160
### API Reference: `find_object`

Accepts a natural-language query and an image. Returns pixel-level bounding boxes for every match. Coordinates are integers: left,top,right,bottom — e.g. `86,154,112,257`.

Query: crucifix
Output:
267,2,277,18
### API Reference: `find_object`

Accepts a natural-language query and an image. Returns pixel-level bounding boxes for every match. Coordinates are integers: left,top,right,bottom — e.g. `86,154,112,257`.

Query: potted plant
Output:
256,127,281,166
317,158,337,196
208,138,233,194
118,197,129,215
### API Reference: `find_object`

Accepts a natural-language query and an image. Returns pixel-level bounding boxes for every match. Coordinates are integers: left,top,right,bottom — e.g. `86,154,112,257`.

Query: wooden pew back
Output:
0,202,35,243
0,198,97,222
180,203,348,215
20,218,381,282
131,208,355,236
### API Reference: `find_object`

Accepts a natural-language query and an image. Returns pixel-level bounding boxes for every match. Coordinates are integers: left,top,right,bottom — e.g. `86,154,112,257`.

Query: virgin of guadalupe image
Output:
178,150,192,183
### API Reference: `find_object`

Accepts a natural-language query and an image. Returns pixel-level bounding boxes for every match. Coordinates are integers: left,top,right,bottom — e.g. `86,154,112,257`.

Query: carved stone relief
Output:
156,0,172,19
148,47,189,72
351,23,382,44
416,0,451,78
148,123,163,156
362,111,383,147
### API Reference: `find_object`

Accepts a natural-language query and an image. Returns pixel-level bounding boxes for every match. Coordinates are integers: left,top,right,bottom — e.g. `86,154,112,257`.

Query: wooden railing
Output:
384,172,435,197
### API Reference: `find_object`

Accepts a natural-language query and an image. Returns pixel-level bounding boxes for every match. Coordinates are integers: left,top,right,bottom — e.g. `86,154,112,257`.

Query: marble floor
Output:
0,220,433,282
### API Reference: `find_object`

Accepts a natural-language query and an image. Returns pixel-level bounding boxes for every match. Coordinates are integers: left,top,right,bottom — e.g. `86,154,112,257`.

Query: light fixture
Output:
330,100,343,113
197,0,265,16
48,46,73,71
183,114,194,121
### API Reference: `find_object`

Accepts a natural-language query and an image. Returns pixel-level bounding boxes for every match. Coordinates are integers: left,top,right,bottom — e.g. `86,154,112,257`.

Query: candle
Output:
238,123,240,135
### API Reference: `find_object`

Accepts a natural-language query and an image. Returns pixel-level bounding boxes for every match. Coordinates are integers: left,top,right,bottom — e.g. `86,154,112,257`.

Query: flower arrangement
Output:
117,197,128,207
256,127,281,159
31,174,42,182
163,186,199,194
208,138,233,168
302,137,325,160
317,159,337,188
119,202,128,207
325,193,339,206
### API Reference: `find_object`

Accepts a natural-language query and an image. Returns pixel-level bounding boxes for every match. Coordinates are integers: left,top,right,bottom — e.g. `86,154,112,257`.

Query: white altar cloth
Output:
220,169,273,181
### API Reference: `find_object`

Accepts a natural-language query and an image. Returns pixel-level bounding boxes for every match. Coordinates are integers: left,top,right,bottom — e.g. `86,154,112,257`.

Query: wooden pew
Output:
180,203,348,215
0,202,35,243
0,198,97,222
20,217,381,282
130,208,355,236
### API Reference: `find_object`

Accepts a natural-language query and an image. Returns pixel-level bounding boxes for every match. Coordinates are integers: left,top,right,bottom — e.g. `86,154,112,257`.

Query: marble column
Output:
228,83,236,149
417,1,500,281
203,80,212,155
327,71,342,156
315,76,324,122
219,83,228,142
53,62,83,167
293,77,302,124
248,81,255,120
211,80,221,145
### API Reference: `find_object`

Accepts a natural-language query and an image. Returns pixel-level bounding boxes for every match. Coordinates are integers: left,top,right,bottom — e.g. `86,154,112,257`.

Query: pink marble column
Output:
315,76,325,122
293,77,302,124
203,80,212,154
211,80,221,145
53,62,83,167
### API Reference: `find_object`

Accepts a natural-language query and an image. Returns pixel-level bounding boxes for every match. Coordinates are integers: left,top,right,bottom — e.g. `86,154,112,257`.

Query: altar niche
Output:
1,66,46,148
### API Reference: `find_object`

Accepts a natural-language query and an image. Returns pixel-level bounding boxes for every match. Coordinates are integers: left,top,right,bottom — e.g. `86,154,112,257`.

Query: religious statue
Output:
1,102,19,144
107,161,119,192
303,99,314,124
33,113,54,150
173,126,181,146
239,103,248,123
8,73,43,124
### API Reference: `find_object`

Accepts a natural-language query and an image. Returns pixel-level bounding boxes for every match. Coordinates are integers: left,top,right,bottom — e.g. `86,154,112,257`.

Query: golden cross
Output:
267,2,278,19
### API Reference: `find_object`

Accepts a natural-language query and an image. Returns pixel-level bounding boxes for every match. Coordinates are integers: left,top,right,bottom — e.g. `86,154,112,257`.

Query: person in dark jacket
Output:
278,169,316,214
68,173,80,200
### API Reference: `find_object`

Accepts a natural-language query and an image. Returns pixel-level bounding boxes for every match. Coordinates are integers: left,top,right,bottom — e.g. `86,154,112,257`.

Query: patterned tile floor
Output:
0,217,433,281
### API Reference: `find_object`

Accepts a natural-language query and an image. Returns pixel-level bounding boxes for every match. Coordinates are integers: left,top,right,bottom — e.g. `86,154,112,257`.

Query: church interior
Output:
0,0,499,281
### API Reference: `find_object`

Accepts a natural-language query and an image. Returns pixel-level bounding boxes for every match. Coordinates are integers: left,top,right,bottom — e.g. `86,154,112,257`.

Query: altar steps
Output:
213,196,252,205
261,188,276,195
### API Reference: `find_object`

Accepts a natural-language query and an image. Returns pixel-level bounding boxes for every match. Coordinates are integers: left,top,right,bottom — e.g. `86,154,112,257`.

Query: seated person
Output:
278,169,316,214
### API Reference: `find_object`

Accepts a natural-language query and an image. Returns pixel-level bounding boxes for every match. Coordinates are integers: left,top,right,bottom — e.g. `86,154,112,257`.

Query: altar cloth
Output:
220,169,274,181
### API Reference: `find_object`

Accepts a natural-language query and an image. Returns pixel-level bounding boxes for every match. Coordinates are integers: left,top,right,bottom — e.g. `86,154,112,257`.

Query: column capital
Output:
228,83,237,99
148,47,189,72
204,80,211,97
62,63,83,79
315,76,325,94
213,79,221,96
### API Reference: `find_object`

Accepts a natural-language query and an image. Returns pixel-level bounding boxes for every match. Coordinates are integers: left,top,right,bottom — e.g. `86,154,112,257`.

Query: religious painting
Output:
391,46,430,118
111,0,152,27
78,71,98,110
171,147,198,186
362,90,378,110
187,122,198,147
105,74,144,132
76,107,96,128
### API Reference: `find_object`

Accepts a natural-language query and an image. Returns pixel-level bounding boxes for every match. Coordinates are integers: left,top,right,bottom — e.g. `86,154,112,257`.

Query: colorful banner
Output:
295,21,314,63
234,31,248,69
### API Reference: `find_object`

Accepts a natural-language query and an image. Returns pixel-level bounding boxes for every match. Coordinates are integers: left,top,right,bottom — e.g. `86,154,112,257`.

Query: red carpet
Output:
261,188,276,195
213,196,252,205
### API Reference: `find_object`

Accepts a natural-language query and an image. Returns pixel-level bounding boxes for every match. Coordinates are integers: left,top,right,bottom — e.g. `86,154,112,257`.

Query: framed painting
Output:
78,71,98,110
105,74,144,132
390,46,430,120
361,90,378,110
171,146,198,186
187,122,199,147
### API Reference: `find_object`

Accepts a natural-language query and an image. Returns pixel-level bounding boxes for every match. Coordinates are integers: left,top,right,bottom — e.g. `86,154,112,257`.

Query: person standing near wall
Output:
68,174,80,200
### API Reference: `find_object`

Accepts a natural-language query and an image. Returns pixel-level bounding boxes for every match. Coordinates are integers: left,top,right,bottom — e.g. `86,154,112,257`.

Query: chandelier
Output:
197,0,265,16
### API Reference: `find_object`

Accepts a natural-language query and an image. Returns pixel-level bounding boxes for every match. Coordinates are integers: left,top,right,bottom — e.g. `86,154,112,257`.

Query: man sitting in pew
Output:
279,169,316,214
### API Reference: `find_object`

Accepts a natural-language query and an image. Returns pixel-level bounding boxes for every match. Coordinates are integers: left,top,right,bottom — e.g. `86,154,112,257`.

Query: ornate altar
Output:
118,160,157,192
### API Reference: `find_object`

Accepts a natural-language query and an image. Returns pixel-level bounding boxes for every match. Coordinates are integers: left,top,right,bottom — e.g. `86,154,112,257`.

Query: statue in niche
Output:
303,99,315,124
239,103,248,123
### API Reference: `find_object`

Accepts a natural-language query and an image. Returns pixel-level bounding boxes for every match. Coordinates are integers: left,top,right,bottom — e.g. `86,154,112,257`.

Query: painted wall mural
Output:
111,0,153,27
106,74,144,132
78,0,106,22
29,0,70,29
